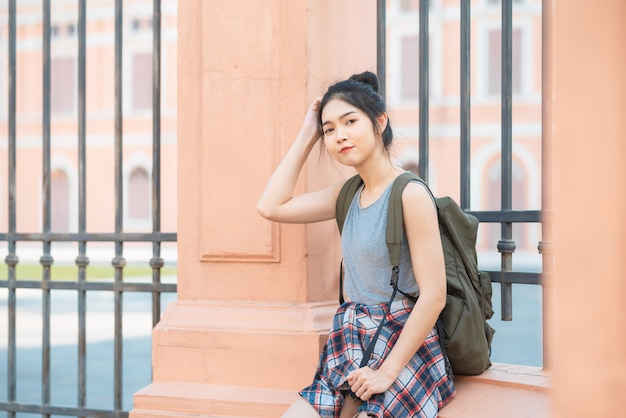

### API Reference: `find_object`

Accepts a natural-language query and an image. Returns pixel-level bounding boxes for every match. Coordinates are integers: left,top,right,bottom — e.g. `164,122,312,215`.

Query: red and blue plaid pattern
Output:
300,299,455,417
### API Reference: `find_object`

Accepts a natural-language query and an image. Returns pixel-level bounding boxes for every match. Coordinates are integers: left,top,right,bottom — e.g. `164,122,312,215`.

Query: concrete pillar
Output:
546,0,626,417
131,1,376,416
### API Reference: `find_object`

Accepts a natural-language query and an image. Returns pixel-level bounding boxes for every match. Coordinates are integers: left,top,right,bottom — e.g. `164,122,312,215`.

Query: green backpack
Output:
336,172,495,376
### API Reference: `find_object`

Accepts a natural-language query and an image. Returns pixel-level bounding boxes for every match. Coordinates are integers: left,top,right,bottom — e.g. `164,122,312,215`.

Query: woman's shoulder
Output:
400,179,437,217
401,178,434,201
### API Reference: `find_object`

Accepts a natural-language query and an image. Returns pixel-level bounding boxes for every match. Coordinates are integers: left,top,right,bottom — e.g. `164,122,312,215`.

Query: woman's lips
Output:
340,146,354,154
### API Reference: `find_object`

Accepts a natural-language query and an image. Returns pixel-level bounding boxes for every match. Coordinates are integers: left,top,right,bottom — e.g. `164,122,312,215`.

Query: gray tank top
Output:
341,180,421,305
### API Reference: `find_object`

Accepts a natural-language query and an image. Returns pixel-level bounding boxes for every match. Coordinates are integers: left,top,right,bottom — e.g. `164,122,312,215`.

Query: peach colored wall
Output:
547,0,626,417
132,1,378,416
176,0,376,305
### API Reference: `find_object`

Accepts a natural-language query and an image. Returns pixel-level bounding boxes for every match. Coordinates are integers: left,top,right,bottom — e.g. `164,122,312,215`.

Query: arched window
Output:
486,159,529,251
128,167,150,220
51,169,70,232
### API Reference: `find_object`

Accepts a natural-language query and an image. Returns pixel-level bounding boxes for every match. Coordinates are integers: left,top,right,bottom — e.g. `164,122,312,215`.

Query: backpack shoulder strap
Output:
387,172,433,267
335,174,364,234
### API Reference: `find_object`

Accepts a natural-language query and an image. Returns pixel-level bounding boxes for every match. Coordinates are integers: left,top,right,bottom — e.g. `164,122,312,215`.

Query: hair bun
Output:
348,71,379,93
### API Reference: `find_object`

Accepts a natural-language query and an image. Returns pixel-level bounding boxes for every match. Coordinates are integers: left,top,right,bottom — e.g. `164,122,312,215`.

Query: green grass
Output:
0,263,177,281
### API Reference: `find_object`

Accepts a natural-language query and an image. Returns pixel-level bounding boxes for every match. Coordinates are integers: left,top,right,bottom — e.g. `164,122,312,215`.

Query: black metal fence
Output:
376,0,544,321
0,1,176,417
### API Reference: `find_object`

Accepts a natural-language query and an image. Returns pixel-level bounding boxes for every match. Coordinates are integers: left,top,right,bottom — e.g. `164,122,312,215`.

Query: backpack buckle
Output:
390,266,400,287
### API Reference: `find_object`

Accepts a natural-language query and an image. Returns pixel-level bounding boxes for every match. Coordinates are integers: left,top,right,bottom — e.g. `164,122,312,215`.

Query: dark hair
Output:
318,71,393,149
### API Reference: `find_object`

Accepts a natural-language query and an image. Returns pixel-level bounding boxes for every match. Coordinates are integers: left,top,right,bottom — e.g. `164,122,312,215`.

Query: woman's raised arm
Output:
257,98,342,224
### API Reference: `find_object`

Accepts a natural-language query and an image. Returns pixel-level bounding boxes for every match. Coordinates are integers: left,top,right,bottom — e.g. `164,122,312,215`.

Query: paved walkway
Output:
0,290,176,412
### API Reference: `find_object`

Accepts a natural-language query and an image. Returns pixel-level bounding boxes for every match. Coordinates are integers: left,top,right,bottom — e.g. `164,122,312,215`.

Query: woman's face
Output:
320,99,385,167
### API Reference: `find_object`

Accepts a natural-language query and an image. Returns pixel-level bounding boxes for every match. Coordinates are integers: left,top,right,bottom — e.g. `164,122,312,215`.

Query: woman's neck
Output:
356,156,404,197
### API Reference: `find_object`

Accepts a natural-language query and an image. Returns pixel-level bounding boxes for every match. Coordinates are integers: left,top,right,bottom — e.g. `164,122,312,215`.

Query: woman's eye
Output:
346,119,356,125
324,128,334,135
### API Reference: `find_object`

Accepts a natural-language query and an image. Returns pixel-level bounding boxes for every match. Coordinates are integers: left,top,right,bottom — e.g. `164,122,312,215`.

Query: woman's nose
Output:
336,126,348,141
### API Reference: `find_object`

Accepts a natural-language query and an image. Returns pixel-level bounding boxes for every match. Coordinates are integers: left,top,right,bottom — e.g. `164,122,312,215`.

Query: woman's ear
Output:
376,112,389,133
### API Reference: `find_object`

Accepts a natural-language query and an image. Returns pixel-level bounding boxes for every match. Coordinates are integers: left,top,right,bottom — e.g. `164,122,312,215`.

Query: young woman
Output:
257,72,455,418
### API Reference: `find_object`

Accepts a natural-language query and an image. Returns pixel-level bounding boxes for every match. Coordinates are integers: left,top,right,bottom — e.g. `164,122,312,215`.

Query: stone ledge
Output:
131,364,550,418
130,382,300,418
440,363,550,418
456,363,550,391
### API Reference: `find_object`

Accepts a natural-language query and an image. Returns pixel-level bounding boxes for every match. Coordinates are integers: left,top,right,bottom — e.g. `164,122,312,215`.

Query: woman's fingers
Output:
347,367,394,401
300,97,323,142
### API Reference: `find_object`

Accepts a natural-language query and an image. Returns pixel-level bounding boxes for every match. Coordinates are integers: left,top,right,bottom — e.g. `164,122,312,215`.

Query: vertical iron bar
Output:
41,2,53,415
460,0,471,210
418,0,429,182
498,0,514,321
113,0,125,413
376,0,386,101
76,0,89,412
151,0,163,328
6,2,18,417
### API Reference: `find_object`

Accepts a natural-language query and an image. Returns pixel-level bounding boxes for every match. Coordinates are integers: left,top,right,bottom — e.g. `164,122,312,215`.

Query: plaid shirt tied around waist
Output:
300,299,455,418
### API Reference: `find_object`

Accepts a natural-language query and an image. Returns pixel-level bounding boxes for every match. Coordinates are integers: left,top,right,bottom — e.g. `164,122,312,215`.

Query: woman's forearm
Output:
257,99,321,220
256,132,317,218
377,293,445,381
